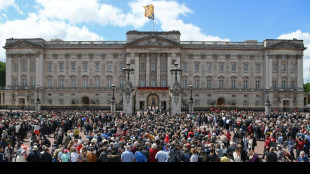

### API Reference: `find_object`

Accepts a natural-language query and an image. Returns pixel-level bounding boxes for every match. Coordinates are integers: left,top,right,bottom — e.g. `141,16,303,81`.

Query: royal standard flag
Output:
144,4,154,20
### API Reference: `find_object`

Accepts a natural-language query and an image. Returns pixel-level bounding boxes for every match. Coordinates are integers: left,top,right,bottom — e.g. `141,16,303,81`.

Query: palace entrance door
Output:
147,94,159,110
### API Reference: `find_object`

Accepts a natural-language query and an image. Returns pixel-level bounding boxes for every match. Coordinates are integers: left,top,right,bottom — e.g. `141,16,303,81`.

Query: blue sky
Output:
0,0,309,81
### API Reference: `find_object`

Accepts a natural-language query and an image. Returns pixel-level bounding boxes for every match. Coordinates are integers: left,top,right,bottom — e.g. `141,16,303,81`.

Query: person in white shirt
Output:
155,146,169,162
70,148,79,162
190,149,199,162
233,149,242,162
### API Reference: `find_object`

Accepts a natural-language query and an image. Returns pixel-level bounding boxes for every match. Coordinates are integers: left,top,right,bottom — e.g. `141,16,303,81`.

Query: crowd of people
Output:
0,109,309,162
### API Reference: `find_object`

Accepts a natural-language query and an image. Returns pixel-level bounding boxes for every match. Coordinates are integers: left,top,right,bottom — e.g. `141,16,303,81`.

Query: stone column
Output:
146,53,150,87
157,53,161,86
17,58,21,87
167,54,172,87
297,55,303,91
134,53,139,88
27,56,31,88
277,55,282,89
6,56,12,89
0,92,2,104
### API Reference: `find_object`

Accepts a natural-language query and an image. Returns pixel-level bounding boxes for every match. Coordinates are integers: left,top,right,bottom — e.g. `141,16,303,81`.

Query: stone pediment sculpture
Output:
4,39,43,49
126,35,180,47
268,40,305,50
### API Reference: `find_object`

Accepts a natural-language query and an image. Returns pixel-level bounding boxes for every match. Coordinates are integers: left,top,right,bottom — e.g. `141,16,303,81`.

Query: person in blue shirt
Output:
121,146,135,162
297,151,309,162
134,146,147,162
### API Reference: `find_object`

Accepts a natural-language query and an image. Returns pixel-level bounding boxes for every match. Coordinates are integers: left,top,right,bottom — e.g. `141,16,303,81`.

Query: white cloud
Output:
35,0,229,41
0,13,103,62
0,0,23,14
128,0,229,41
278,30,310,83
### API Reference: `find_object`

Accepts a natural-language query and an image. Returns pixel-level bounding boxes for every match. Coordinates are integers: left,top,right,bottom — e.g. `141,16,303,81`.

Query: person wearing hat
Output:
60,149,70,162
26,145,40,162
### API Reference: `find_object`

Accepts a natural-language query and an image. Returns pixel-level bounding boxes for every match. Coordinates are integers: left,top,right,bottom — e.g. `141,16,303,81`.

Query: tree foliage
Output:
0,61,5,87
304,83,310,92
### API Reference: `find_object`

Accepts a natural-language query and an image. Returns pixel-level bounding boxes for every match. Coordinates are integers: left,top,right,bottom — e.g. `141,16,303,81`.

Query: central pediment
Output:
267,40,305,50
126,35,180,47
4,39,44,49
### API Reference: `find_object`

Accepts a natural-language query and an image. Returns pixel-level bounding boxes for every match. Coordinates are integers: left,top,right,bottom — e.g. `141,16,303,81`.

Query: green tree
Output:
0,61,5,87
304,83,310,92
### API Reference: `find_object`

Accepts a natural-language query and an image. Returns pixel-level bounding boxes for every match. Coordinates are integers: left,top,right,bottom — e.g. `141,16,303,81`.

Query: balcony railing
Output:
180,41,264,47
45,41,127,47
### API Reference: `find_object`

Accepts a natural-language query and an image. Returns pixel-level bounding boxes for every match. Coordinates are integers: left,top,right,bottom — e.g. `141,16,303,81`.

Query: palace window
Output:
195,63,199,72
272,80,277,89
231,64,236,72
243,80,248,89
207,63,212,72
83,79,88,88
161,79,167,87
219,80,224,89
195,80,200,88
207,80,212,89
256,80,260,89
243,63,248,72
59,63,64,71
95,63,100,71
219,63,224,72
71,63,76,71
282,80,286,89
291,81,295,88
140,62,145,71
256,64,260,72
273,64,277,72
151,79,156,87
95,79,100,88
83,63,88,71
14,63,18,72
48,63,52,71
231,80,236,89
71,79,76,88
182,80,187,89
59,79,64,88
140,79,145,87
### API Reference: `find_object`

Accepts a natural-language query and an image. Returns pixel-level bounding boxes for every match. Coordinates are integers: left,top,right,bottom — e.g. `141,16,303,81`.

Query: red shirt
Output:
149,148,159,162
296,140,305,150
76,145,82,153
247,125,253,134
226,132,231,141
265,138,271,148
188,131,194,138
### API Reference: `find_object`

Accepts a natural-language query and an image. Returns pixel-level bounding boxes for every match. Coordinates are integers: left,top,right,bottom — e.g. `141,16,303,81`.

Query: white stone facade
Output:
3,31,307,111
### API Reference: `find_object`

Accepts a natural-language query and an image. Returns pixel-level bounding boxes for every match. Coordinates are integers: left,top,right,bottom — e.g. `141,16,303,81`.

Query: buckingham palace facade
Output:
3,30,307,111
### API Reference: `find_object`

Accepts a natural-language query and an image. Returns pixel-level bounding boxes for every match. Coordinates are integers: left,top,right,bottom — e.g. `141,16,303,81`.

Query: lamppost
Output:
265,87,271,115
35,85,41,112
111,83,116,113
170,62,182,83
189,84,194,114
122,60,134,81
